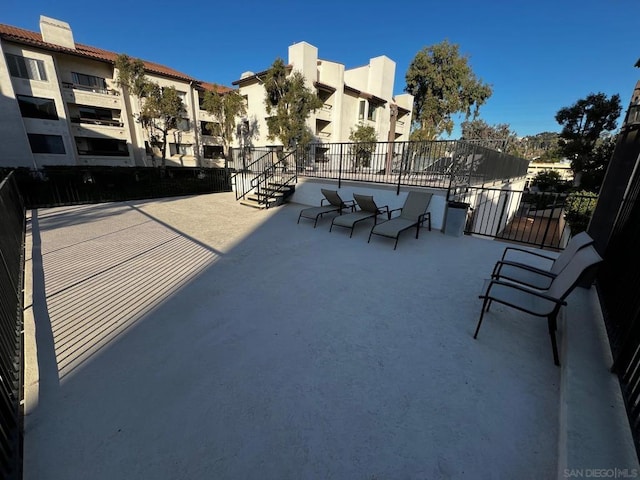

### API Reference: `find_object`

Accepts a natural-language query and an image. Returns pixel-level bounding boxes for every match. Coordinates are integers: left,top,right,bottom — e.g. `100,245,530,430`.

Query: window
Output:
358,100,366,121
75,137,128,156
203,145,224,159
200,121,220,136
78,106,114,122
72,72,107,90
177,118,190,131
170,143,192,156
368,103,378,121
5,53,47,81
28,134,65,154
17,95,58,120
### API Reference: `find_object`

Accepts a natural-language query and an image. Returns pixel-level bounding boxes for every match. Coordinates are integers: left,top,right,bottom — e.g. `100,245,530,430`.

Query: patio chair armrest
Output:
492,260,558,280
320,199,330,206
500,246,556,263
418,212,431,228
377,205,390,217
343,200,356,212
389,207,402,219
480,278,567,306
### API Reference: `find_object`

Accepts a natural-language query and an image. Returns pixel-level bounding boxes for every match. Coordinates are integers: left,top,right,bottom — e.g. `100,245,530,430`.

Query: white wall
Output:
0,42,36,168
1,42,75,167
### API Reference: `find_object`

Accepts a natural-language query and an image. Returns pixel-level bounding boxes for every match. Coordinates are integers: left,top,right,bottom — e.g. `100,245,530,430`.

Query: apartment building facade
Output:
0,16,231,169
232,41,413,147
0,18,414,170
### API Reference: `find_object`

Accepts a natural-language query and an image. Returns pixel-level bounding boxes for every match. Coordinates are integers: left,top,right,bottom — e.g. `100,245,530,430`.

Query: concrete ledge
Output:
558,287,639,478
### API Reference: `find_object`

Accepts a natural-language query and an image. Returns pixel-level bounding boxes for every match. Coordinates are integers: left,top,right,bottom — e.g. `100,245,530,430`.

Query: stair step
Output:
252,192,284,198
241,196,283,209
247,194,280,203
240,200,267,209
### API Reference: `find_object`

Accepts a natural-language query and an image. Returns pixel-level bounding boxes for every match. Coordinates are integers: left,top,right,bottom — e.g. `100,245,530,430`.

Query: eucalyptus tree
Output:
555,92,622,187
201,86,247,159
263,58,323,151
405,40,492,140
115,54,186,167
460,119,518,153
348,123,378,170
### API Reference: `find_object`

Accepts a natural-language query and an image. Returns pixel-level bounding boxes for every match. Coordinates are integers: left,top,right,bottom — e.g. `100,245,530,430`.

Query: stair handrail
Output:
230,149,275,201
249,150,298,207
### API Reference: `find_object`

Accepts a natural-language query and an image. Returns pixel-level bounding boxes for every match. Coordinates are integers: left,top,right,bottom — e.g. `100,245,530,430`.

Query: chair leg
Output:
415,224,420,239
368,229,373,243
297,213,302,224
474,298,490,338
349,226,354,238
394,236,399,250
548,316,560,366
329,221,334,232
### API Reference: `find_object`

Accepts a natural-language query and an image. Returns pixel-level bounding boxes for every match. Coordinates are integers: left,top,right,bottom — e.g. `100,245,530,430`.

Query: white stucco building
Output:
232,41,413,147
0,16,230,169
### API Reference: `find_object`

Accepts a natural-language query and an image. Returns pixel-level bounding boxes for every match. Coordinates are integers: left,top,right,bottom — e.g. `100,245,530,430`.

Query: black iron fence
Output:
293,140,529,191
229,148,298,206
597,140,640,453
1,166,231,209
0,172,25,480
449,186,598,249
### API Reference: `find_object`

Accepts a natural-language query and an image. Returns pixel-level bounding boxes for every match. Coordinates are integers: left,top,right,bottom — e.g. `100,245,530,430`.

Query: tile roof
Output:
0,22,230,90
198,82,233,94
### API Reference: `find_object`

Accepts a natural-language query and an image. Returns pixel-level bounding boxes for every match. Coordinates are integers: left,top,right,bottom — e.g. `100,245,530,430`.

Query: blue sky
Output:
3,0,639,138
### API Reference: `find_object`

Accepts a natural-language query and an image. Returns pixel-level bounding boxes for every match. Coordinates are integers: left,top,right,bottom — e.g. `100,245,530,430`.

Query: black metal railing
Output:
294,140,529,192
229,148,279,201
448,187,597,249
227,141,528,206
3,166,231,209
249,150,297,208
596,136,640,453
0,171,25,480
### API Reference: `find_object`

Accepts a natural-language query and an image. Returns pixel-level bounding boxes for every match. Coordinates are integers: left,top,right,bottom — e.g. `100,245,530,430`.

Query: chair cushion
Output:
300,205,340,219
332,211,375,227
480,279,559,316
371,218,416,238
496,264,554,290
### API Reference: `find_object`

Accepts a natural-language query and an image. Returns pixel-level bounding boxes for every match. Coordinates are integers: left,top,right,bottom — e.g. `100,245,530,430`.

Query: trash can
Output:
444,201,470,237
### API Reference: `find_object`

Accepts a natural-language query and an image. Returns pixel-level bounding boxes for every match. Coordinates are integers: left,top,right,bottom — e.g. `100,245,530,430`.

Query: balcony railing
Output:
70,117,124,127
62,82,120,96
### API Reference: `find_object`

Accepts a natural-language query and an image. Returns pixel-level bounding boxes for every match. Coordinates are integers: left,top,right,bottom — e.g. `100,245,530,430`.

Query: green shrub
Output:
564,190,598,234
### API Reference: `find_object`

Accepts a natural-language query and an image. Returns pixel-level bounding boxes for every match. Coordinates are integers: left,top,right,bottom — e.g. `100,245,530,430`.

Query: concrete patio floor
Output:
23,192,563,479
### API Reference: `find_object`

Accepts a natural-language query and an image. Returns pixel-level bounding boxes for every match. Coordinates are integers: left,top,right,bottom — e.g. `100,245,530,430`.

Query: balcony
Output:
62,82,122,109
69,117,127,139
22,192,636,478
315,103,333,121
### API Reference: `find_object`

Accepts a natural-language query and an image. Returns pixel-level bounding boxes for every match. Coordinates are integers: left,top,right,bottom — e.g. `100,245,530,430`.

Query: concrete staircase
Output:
239,178,295,209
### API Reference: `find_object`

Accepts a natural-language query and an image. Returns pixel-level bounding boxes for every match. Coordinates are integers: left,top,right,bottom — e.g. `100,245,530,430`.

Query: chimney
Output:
39,16,75,49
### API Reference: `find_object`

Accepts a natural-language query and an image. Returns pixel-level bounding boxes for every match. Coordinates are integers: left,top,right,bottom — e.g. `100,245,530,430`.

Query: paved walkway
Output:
23,192,560,479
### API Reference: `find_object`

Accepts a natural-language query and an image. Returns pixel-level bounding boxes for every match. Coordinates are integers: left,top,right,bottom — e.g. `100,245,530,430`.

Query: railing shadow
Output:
30,202,224,382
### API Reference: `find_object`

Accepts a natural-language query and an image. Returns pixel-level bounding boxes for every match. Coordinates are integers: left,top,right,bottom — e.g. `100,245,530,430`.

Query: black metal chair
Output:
367,191,432,250
297,189,355,228
474,245,603,366
330,193,389,237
